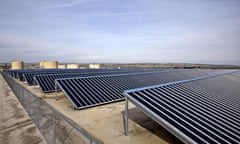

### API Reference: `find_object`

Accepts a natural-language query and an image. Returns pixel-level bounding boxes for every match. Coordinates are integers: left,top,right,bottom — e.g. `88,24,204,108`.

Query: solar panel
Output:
35,69,164,93
56,69,226,109
7,68,126,81
4,69,40,79
123,70,240,144
18,69,62,80
24,71,68,85
5,69,58,80
23,68,134,85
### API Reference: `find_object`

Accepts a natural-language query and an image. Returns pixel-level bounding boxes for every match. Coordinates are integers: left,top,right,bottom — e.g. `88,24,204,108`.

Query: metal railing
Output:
1,72,103,144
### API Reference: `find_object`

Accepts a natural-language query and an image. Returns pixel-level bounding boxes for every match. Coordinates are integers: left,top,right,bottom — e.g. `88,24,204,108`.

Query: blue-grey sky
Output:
0,0,240,64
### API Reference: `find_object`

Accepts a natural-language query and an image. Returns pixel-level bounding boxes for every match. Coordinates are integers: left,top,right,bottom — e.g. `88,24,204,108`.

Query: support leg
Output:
55,81,57,101
124,96,129,136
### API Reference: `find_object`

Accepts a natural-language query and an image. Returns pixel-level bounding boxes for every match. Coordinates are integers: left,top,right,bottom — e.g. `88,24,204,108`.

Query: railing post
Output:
53,111,56,144
28,91,30,113
124,96,129,136
22,88,25,107
55,81,57,101
37,99,39,127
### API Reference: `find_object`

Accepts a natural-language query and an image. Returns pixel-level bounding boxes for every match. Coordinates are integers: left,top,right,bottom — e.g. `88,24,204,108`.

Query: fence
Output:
1,72,103,144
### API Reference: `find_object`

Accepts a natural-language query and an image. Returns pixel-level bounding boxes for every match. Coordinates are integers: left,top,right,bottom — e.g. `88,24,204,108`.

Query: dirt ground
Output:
0,75,46,144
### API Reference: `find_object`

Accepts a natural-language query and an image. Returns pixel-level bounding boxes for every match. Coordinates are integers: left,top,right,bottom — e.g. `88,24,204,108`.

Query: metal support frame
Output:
53,111,56,144
122,70,240,143
55,81,58,101
27,90,30,113
37,100,40,127
33,77,38,89
22,88,25,106
124,96,128,136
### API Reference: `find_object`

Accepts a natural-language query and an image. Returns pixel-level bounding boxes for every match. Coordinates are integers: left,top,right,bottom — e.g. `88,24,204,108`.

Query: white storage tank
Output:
89,64,100,69
58,64,66,69
39,61,45,68
43,61,58,69
11,61,24,69
67,64,79,69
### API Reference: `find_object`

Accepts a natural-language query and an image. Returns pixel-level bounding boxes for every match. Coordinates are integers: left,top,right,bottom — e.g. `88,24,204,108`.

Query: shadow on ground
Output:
123,107,183,144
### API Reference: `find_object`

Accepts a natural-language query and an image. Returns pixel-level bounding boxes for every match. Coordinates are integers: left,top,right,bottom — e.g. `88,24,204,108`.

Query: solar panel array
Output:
7,69,70,80
24,71,73,85
6,68,140,85
35,69,166,93
4,68,166,89
23,69,128,85
5,67,239,143
5,68,128,81
56,69,227,109
124,71,240,144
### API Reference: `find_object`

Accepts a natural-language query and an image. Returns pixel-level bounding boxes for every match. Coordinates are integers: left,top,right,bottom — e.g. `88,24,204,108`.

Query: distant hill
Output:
100,63,240,69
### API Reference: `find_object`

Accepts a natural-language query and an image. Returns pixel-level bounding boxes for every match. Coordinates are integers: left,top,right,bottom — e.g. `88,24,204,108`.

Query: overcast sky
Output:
0,0,240,65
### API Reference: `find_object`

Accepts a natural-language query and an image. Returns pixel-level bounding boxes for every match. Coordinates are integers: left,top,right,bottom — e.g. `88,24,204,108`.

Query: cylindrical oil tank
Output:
44,61,58,69
39,61,45,68
89,64,100,69
58,64,66,69
11,61,24,69
67,64,79,69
